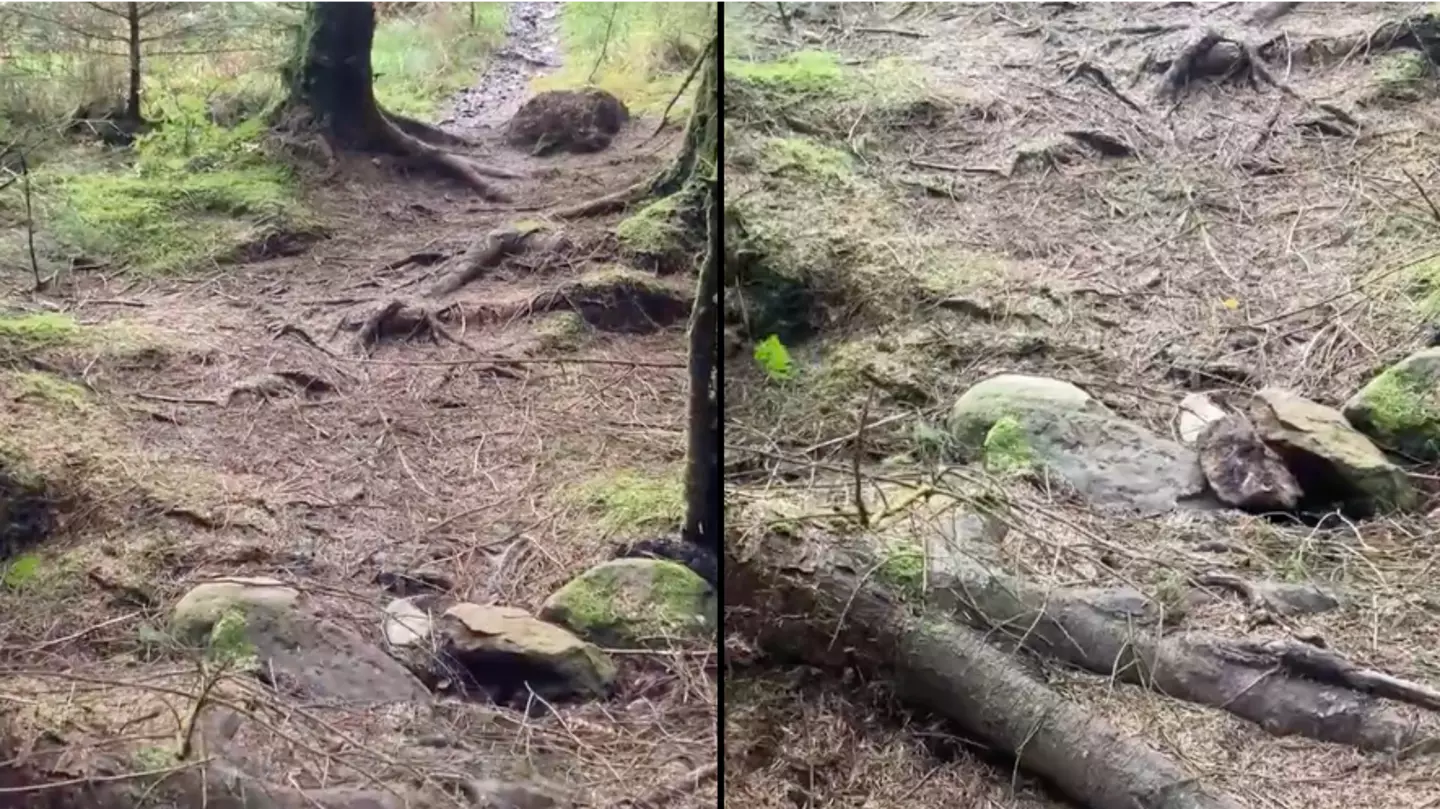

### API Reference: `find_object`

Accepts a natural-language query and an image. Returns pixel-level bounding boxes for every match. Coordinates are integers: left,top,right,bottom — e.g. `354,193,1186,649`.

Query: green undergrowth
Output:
568,468,685,535
0,102,309,275
536,2,714,113
373,3,507,118
1366,50,1435,104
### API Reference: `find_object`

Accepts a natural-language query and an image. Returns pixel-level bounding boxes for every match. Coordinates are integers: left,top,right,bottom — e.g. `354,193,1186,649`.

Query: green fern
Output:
753,334,796,380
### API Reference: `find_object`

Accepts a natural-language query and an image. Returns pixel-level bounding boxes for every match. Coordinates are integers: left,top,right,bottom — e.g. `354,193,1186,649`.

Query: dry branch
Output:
733,521,1440,754
729,527,1247,809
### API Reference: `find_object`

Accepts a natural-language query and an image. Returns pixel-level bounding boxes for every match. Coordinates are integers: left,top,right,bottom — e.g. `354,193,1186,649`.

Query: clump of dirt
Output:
504,88,631,155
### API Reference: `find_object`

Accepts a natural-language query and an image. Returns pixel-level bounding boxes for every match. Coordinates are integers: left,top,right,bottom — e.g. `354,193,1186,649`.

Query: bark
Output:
125,1,141,122
731,522,1440,756
285,2,507,199
728,528,1246,809
681,178,720,551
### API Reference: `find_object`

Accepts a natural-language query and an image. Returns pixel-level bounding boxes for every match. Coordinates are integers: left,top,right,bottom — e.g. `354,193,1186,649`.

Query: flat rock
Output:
1197,415,1301,513
172,579,428,704
1343,347,1440,461
1252,387,1416,514
947,373,1207,513
440,603,616,702
539,558,717,650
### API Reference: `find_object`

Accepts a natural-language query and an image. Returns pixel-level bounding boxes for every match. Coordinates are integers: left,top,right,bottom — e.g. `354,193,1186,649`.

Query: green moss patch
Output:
982,416,1035,477
726,50,845,92
533,311,588,354
758,137,852,182
616,195,689,257
540,558,715,649
876,538,925,600
568,469,685,535
1368,50,1433,103
7,371,89,410
0,312,81,354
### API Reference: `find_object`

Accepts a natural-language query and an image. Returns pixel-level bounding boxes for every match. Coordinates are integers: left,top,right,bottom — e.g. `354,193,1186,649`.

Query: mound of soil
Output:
504,88,630,156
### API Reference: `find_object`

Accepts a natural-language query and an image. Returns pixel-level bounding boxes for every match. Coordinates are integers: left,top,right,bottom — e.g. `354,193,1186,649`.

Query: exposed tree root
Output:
384,110,476,148
548,180,650,220
373,114,511,201
731,518,1440,756
729,526,1247,809
426,226,557,298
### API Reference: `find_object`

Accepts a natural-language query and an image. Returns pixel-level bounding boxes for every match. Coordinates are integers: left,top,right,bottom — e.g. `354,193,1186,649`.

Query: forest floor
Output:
0,3,713,807
725,3,1440,809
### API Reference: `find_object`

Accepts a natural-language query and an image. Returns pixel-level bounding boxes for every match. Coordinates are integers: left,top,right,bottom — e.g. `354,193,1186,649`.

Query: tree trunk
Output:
681,178,720,551
284,2,508,198
728,515,1440,807
289,2,388,150
125,1,142,122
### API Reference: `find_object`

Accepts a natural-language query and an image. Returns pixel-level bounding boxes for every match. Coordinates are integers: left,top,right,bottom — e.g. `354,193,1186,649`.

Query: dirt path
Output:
0,7,710,807
443,1,563,133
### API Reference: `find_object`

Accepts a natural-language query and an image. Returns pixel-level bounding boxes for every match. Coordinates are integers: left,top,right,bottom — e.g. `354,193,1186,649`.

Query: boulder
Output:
171,577,299,642
504,89,629,155
539,558,717,649
439,603,616,703
946,374,1206,513
1251,387,1416,514
1196,415,1301,513
172,578,429,704
1343,347,1440,461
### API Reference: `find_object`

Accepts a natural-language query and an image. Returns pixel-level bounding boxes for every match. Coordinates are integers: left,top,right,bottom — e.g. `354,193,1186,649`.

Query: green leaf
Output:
753,334,796,381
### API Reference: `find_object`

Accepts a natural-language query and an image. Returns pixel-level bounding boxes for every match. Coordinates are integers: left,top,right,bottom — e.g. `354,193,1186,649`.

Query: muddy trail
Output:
725,3,1440,809
0,6,713,809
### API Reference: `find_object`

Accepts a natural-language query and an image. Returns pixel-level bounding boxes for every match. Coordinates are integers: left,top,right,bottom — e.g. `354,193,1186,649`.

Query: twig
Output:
852,390,873,528
14,150,40,289
1403,168,1440,226
854,26,927,38
631,762,719,808
0,758,214,794
647,35,716,143
588,3,619,84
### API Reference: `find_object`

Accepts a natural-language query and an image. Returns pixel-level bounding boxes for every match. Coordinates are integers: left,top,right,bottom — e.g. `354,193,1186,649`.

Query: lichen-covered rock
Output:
172,578,430,703
1343,348,1440,461
1252,387,1416,514
504,88,629,155
1197,415,1301,513
171,577,299,642
539,558,716,649
947,374,1205,513
439,603,616,702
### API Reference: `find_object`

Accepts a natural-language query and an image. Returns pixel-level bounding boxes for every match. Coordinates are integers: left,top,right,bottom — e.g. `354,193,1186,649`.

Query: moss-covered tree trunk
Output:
125,2,142,122
679,24,721,553
286,2,388,150
282,2,507,197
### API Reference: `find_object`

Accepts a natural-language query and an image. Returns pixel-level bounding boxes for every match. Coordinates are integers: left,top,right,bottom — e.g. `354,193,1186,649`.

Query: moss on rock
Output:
1344,349,1440,461
539,558,715,649
982,416,1034,476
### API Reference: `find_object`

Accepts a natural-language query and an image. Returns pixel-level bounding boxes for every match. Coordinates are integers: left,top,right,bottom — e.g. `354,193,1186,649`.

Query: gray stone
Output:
947,373,1206,513
1252,387,1416,514
1343,347,1440,461
1197,415,1301,512
1179,392,1227,445
539,558,716,649
171,577,299,643
172,579,428,704
383,597,433,648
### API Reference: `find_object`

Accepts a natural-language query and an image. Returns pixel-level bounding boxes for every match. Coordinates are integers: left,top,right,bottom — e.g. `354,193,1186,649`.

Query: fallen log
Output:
728,524,1246,809
732,514,1440,754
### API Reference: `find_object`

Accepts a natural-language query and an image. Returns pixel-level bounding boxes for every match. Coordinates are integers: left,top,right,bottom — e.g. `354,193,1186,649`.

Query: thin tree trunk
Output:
682,180,720,551
126,1,141,121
